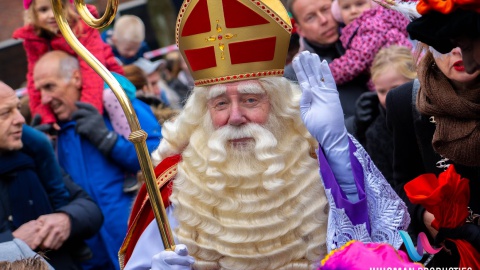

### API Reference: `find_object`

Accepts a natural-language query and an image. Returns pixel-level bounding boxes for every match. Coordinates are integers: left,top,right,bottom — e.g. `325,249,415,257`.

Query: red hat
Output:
176,0,292,86
24,0,72,10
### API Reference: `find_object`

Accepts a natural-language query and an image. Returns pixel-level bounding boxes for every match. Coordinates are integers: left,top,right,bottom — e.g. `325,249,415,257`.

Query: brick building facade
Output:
0,0,141,88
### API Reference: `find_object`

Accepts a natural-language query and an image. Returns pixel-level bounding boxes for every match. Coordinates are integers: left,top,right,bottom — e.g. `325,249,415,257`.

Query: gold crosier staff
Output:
50,0,175,250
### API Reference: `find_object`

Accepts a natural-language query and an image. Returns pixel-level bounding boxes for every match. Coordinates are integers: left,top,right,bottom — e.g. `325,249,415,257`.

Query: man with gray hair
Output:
33,50,162,270
0,81,103,270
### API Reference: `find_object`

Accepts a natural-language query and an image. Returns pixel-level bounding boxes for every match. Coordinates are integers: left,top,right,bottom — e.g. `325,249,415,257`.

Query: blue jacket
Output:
0,129,103,270
21,125,70,209
57,99,162,270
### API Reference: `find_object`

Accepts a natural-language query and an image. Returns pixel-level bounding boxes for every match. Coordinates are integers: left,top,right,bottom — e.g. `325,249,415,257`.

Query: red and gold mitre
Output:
176,0,292,86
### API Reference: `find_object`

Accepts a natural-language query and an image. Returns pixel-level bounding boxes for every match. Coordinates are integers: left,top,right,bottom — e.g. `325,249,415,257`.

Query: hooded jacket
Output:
56,98,161,269
330,7,412,86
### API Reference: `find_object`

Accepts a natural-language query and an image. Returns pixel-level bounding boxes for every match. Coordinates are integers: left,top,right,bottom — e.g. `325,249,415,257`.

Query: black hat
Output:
407,8,480,54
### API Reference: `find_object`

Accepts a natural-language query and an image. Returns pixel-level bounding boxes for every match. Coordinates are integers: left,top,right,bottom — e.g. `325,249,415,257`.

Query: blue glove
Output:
151,244,195,270
292,51,358,203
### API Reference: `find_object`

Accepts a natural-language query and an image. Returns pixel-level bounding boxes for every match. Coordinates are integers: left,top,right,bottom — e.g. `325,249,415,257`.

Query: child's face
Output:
34,0,59,33
114,39,142,59
338,0,371,25
372,69,411,109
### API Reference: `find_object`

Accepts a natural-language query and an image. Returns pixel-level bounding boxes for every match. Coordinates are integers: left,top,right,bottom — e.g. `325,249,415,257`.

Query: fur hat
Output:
407,8,480,53
375,0,480,54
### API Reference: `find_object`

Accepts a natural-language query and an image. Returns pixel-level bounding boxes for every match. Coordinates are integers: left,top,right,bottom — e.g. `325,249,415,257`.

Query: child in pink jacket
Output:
329,0,412,87
13,0,126,128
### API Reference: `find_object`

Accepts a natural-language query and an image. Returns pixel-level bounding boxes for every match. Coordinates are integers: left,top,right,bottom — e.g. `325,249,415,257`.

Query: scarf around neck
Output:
416,52,480,166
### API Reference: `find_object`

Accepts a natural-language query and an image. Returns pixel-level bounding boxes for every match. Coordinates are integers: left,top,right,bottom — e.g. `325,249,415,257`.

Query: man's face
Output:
453,36,480,74
0,85,26,152
34,66,81,121
292,0,339,45
147,71,161,96
207,80,270,146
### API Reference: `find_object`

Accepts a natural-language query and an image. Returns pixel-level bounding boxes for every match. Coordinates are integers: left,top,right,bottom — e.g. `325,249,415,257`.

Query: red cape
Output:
119,155,181,269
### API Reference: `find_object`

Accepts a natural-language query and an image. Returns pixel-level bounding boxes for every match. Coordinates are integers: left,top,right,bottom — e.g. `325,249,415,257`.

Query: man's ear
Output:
72,70,82,89
295,23,305,38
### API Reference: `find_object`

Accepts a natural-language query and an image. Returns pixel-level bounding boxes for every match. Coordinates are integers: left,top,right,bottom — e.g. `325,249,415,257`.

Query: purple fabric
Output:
318,138,371,232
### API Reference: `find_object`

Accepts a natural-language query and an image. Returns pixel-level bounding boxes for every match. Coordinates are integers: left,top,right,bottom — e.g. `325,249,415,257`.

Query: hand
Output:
151,244,195,270
292,51,346,147
423,211,438,238
435,223,480,251
30,114,60,137
292,51,358,202
37,213,71,250
71,102,118,156
12,220,46,250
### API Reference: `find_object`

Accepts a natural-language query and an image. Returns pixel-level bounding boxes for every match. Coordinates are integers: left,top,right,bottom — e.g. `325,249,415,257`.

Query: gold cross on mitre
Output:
176,0,292,86
204,19,238,60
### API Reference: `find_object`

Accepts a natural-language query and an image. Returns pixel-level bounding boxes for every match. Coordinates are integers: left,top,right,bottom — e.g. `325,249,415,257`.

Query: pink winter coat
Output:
330,7,412,86
12,5,123,124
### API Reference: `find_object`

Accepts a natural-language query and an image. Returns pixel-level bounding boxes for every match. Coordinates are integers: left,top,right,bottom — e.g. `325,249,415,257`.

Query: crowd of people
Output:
1,0,479,269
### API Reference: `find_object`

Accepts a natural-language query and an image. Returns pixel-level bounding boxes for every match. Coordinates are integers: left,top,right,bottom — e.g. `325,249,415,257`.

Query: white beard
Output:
170,115,329,270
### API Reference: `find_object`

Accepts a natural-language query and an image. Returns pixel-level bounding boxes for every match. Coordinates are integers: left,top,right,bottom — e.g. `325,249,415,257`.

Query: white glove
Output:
292,51,359,203
151,244,195,270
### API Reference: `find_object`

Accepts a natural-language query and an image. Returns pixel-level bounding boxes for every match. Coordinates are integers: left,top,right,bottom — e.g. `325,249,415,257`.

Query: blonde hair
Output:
0,256,50,270
370,45,417,82
112,15,145,43
152,77,317,164
24,0,79,37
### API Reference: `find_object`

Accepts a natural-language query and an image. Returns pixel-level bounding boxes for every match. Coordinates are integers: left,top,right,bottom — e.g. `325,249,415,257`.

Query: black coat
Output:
283,39,369,118
364,106,394,184
386,80,480,267
0,146,103,269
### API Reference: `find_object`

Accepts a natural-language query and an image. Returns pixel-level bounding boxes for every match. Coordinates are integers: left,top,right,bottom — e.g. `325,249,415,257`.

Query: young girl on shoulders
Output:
13,0,125,128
